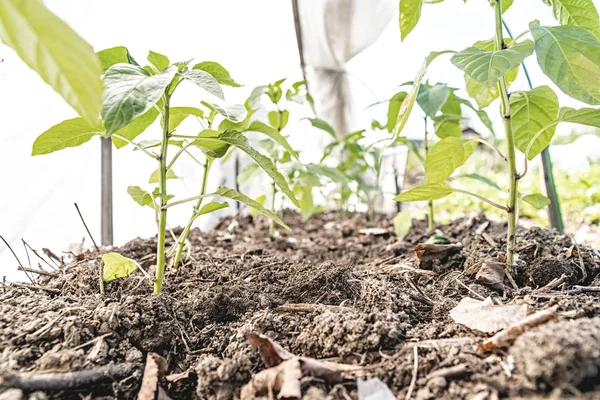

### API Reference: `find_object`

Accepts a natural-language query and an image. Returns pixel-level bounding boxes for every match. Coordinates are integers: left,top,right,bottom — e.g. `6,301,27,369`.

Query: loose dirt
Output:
1,212,599,399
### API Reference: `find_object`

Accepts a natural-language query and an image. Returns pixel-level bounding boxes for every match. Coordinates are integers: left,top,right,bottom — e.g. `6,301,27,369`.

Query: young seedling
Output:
395,0,600,273
33,48,300,293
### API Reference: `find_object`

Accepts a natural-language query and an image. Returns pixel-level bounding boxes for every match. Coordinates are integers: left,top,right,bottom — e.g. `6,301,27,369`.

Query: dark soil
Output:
1,212,600,399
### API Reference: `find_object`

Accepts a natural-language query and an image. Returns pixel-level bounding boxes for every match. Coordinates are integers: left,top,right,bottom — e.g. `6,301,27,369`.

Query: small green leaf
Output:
209,186,290,230
182,70,224,100
193,61,240,87
308,118,336,138
393,211,412,238
502,0,515,13
196,201,229,216
425,138,478,183
541,0,600,38
247,121,299,159
32,118,103,155
169,107,204,130
399,0,423,41
433,114,462,139
205,102,246,122
451,41,534,87
280,110,290,130
147,51,170,71
97,46,129,73
127,186,154,207
249,194,267,217
558,107,600,127
522,193,551,209
268,111,281,129
148,168,179,184
417,83,451,118
530,21,600,105
102,65,177,135
0,0,103,125
193,129,231,158
102,253,137,282
387,92,409,132
511,86,560,160
394,182,455,201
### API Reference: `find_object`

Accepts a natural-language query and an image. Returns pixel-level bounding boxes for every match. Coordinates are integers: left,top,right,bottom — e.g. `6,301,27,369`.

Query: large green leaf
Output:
394,182,454,201
193,61,240,87
433,114,462,138
0,0,103,124
182,69,224,100
417,83,451,118
214,131,300,207
530,21,600,105
209,186,290,230
147,50,170,71
247,121,299,159
102,253,137,282
32,118,103,155
169,107,204,130
522,193,551,209
541,0,600,38
102,64,176,135
386,92,408,132
112,105,161,148
510,86,559,160
425,138,478,183
127,186,154,207
451,40,534,87
558,106,600,127
399,0,422,41
97,46,129,73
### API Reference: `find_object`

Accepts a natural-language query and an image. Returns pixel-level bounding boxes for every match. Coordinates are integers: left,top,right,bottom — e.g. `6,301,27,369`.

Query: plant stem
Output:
154,95,171,294
111,134,158,159
495,0,518,270
423,116,434,231
172,158,213,269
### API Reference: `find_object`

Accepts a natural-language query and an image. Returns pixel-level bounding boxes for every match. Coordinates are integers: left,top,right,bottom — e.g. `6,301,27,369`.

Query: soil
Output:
1,211,600,399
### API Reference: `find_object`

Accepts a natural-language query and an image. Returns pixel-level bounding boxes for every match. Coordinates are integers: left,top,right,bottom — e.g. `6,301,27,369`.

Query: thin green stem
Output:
474,138,507,162
452,188,509,211
269,109,283,237
167,140,197,170
495,0,519,270
111,134,159,159
423,116,434,231
172,158,213,269
154,94,171,294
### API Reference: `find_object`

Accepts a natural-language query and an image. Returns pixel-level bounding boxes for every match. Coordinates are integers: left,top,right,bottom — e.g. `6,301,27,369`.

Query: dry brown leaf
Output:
477,306,559,352
415,243,463,267
358,228,388,236
241,358,302,399
475,262,506,291
248,332,294,367
137,353,169,400
165,369,194,383
450,297,527,333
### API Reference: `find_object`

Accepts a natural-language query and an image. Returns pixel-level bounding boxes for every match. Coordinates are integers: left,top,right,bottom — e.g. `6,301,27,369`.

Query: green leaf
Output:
541,0,600,38
268,110,281,129
393,211,412,238
32,118,103,155
308,118,336,138
192,129,231,158
280,110,290,130
196,201,229,216
214,131,300,207
248,121,299,159
417,83,451,118
451,40,534,87
238,163,261,184
399,0,423,41
127,186,154,207
530,21,600,105
249,194,267,217
433,114,462,138
425,138,478,183
112,105,161,148
502,0,515,13
182,69,224,100
148,168,179,184
204,102,246,122
97,46,129,73
209,186,290,230
193,61,240,87
511,86,559,160
387,92,409,132
296,186,321,222
218,108,256,132
305,163,349,184
147,50,170,71
558,106,600,127
394,182,455,201
294,171,322,188
102,253,137,282
0,0,103,125
169,107,204,130
522,193,551,209
102,64,176,135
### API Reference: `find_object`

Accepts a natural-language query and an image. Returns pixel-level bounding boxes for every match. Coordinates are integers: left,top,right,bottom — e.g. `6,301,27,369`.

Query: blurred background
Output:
1,0,599,281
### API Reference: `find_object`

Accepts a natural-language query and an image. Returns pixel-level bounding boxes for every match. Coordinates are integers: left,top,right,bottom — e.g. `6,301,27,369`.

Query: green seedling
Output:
395,0,600,273
33,48,299,293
